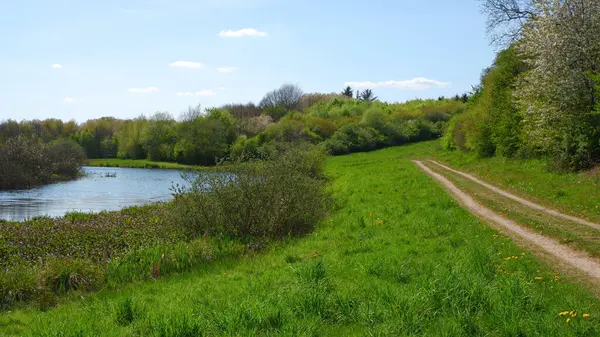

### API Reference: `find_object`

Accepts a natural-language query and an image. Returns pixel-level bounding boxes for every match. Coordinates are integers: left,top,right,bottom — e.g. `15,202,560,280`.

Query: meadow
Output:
1,142,598,336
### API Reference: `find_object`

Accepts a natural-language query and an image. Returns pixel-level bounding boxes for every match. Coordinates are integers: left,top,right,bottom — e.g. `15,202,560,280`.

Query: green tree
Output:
141,112,177,162
115,117,147,159
359,89,378,102
516,0,600,170
341,86,353,98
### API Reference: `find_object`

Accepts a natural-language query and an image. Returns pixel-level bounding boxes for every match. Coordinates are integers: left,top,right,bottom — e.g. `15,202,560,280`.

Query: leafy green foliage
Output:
443,46,527,158
173,109,237,165
173,144,330,240
359,88,378,101
0,135,85,190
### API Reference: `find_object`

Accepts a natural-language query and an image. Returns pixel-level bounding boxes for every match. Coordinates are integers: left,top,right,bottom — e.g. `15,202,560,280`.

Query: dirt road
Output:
413,160,600,279
428,160,600,231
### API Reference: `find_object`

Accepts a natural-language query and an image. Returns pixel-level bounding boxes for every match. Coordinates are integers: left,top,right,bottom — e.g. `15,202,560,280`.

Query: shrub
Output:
0,135,85,190
173,144,330,240
237,115,274,137
47,138,86,177
324,124,384,155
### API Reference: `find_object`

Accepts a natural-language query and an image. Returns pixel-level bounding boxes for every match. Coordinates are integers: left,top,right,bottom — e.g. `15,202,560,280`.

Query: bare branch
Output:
480,0,538,47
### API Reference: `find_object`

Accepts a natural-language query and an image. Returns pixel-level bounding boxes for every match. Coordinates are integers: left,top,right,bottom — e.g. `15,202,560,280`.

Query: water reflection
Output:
0,167,191,221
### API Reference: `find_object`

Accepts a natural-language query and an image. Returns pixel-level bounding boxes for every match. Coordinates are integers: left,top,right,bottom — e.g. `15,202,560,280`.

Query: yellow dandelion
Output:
535,276,543,280
512,256,518,259
583,314,590,318
504,257,511,261
571,312,577,317
566,317,571,323
559,311,570,316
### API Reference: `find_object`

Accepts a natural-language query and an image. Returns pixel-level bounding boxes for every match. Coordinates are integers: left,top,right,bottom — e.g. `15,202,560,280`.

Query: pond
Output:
0,167,193,222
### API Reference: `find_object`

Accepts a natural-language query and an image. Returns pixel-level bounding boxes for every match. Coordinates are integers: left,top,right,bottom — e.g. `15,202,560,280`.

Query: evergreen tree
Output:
359,89,378,102
341,86,353,98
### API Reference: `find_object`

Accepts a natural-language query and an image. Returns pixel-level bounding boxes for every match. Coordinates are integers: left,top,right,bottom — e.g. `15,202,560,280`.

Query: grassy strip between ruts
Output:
0,142,598,336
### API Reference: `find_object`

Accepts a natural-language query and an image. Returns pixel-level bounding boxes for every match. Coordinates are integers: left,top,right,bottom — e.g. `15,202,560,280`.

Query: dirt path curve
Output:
413,160,600,279
428,160,600,231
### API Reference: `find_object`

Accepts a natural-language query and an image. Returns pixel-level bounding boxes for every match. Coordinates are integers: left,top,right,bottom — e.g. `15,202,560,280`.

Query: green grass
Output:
0,141,598,336
85,159,203,170
427,146,600,222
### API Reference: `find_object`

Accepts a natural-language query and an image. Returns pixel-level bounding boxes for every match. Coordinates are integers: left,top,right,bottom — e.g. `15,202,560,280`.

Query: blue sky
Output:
0,0,495,122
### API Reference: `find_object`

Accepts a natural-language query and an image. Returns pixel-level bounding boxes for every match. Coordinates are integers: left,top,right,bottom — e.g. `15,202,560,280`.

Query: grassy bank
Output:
85,159,200,170
1,142,598,336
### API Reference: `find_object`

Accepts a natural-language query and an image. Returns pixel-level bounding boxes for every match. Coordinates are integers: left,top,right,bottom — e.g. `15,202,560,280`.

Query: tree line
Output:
443,0,600,171
1,84,469,167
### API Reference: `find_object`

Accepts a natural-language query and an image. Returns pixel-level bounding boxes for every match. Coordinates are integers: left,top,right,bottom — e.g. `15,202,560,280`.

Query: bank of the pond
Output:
1,142,598,336
86,159,211,170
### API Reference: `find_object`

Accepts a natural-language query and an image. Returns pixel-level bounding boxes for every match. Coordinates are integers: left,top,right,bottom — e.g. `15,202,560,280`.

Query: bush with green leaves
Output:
173,144,330,240
323,124,385,155
0,135,85,190
443,47,526,158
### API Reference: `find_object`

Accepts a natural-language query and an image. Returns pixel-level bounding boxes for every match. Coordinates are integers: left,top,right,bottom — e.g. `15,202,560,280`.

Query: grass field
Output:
1,142,598,336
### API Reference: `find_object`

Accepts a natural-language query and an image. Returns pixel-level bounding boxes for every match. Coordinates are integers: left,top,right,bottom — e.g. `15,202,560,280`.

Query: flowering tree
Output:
516,0,600,169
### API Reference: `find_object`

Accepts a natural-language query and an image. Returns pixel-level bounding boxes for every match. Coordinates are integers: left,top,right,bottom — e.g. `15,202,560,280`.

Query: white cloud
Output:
176,90,216,97
219,28,268,37
344,78,450,90
52,64,63,69
218,87,227,90
217,66,238,73
63,97,76,103
168,61,204,69
128,87,160,94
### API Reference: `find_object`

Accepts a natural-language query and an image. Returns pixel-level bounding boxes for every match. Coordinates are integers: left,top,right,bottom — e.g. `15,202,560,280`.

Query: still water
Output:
0,167,191,221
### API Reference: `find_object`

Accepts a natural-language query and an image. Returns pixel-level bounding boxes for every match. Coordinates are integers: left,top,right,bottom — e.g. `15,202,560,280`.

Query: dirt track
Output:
413,160,600,280
428,160,600,231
